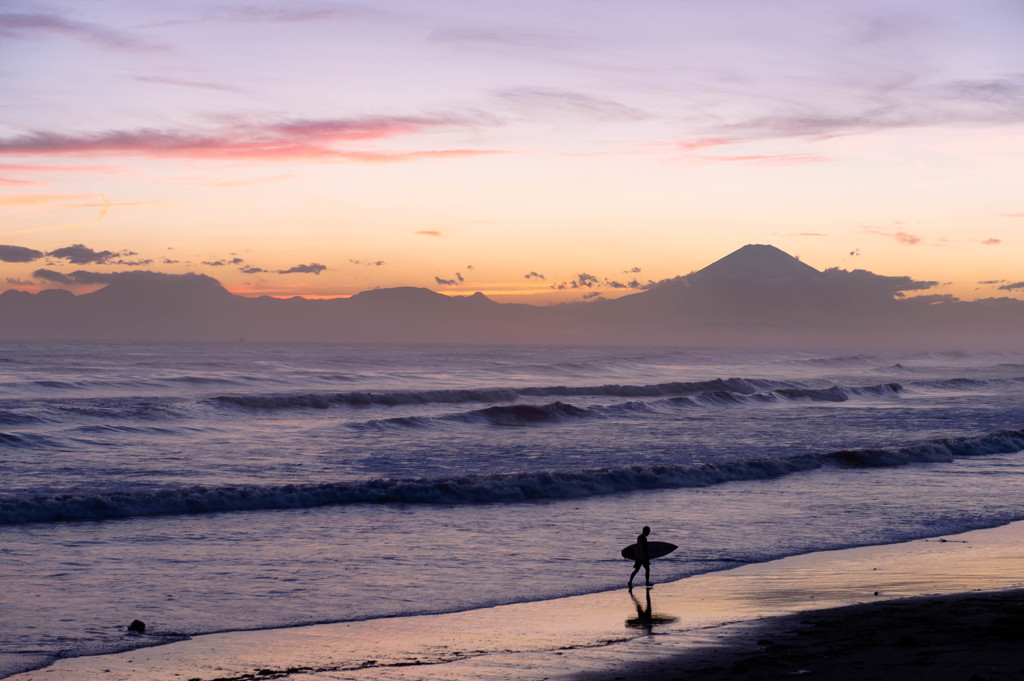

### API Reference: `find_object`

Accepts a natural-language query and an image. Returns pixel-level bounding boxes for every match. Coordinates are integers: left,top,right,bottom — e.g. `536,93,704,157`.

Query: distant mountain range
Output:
3,245,1022,349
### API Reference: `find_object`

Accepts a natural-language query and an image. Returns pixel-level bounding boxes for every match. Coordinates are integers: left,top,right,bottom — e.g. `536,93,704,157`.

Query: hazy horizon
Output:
3,244,1022,350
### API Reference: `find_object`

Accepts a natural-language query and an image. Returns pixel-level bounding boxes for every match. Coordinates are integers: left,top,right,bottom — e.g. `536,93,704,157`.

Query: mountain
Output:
2,245,1022,349
694,243,820,281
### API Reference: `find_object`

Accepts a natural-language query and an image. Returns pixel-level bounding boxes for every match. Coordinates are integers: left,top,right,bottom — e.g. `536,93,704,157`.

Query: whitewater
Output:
2,341,1023,678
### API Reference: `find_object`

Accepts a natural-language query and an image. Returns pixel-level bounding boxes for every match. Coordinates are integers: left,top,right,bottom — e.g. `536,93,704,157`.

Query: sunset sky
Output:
2,0,1022,303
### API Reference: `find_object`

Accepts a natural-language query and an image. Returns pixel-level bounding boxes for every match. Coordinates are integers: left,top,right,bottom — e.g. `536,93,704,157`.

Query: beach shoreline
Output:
9,520,1024,681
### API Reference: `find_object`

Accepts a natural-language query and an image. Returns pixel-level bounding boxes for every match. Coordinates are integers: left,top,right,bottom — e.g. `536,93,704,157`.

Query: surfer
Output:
628,525,652,589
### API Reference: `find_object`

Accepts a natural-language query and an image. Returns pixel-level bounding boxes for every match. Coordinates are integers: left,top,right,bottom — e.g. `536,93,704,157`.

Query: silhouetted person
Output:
628,525,652,589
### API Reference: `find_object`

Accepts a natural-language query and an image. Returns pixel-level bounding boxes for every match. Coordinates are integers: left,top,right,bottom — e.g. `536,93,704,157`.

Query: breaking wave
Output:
209,377,904,411
352,384,904,429
5,429,1021,526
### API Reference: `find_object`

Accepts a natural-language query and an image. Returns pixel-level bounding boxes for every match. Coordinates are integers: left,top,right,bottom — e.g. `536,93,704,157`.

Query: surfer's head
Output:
642,526,650,535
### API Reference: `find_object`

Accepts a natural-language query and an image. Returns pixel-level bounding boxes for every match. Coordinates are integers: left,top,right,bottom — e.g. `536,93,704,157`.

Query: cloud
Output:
434,270,465,285
672,139,733,152
909,294,961,304
48,243,116,264
431,27,568,50
417,230,443,237
524,271,545,280
698,153,831,165
718,75,1024,141
134,76,244,93
164,174,294,188
0,116,498,162
552,273,602,290
204,5,387,24
999,282,1024,291
5,277,32,286
349,259,385,266
0,12,162,51
278,263,326,275
0,193,92,207
32,269,224,288
624,267,642,274
820,268,937,296
864,228,921,245
240,266,267,274
495,87,648,122
981,238,1001,245
582,291,603,300
0,244,45,262
0,177,36,186
32,268,74,285
204,257,245,267
0,163,123,174
978,280,1004,285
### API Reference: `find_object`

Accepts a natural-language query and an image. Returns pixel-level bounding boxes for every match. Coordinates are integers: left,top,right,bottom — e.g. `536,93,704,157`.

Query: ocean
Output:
2,341,1023,678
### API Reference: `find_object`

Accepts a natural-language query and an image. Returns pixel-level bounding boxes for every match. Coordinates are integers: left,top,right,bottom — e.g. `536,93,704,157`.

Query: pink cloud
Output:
0,116,498,162
697,153,831,165
416,230,443,237
0,163,124,174
672,138,734,152
864,227,922,245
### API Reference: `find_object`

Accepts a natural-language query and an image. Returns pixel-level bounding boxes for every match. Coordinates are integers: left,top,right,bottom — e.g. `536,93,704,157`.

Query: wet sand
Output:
629,588,1024,681
10,521,1024,681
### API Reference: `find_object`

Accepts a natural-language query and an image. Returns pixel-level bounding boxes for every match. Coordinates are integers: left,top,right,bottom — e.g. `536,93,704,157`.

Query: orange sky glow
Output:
2,1,1022,304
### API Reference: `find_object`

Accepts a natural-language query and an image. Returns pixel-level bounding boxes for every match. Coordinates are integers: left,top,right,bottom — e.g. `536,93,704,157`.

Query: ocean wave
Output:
54,401,183,420
33,380,77,389
0,409,40,425
908,377,1024,391
359,401,591,429
0,431,58,448
6,428,1020,525
164,375,247,386
790,354,880,367
211,378,801,411
352,384,903,430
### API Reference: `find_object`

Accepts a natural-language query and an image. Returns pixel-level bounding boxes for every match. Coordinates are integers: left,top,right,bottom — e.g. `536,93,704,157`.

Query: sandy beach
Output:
647,588,1024,681
9,520,1024,681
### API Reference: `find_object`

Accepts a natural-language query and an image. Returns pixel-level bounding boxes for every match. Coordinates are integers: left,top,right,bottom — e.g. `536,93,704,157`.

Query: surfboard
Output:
621,541,677,561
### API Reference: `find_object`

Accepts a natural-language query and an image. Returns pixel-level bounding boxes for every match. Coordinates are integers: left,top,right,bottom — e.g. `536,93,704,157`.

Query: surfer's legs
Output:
628,560,642,588
628,560,650,588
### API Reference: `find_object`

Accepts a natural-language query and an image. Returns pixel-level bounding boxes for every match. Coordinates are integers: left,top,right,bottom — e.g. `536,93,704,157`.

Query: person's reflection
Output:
625,587,678,633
